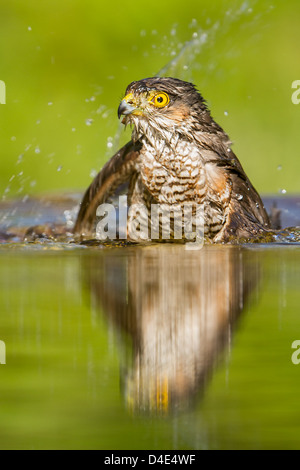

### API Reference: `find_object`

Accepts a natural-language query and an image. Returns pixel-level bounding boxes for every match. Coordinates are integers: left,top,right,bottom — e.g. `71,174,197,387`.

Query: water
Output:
0,196,300,449
0,240,300,449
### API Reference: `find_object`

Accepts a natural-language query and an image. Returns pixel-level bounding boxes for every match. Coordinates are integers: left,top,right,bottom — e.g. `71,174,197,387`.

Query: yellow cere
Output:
124,92,134,103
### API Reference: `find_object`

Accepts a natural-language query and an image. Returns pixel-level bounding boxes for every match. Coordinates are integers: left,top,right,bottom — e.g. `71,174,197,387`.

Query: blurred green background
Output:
0,0,299,200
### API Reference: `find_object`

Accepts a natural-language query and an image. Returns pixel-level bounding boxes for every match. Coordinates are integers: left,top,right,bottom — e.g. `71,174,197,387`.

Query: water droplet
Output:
64,210,75,229
199,32,208,44
96,105,106,115
236,194,243,201
47,152,55,164
279,188,287,195
71,128,76,132
48,102,53,106
277,165,282,171
140,30,146,37
107,137,113,149
189,19,198,28
36,120,41,125
16,154,23,166
28,26,32,31
224,110,228,116
192,32,198,39
85,118,94,126
171,28,177,36
30,180,37,187
11,136,17,141
90,169,97,178
34,146,41,154
57,165,63,172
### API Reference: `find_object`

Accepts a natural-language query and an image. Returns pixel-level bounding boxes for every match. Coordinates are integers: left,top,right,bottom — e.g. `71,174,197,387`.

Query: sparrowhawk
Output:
74,77,271,242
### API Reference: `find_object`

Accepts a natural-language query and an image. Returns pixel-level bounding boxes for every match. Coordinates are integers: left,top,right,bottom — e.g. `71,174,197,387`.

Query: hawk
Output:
74,77,271,242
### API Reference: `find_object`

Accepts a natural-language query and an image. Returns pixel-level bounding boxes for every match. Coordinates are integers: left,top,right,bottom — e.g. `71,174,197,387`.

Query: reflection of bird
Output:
74,77,270,242
82,245,260,413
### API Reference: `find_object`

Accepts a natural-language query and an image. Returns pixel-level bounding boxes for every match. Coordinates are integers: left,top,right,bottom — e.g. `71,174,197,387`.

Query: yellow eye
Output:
152,92,170,108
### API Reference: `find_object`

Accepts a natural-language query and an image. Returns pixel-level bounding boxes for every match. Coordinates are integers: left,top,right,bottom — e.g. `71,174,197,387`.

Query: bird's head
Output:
118,77,211,141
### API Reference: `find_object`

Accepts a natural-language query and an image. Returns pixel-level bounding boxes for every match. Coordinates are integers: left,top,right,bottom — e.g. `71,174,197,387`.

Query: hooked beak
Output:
118,99,136,120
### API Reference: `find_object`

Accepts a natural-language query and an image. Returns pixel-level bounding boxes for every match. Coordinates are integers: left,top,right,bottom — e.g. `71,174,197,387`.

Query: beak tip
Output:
118,99,136,120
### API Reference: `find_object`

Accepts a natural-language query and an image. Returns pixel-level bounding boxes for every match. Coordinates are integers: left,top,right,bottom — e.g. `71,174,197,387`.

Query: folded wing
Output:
74,140,142,235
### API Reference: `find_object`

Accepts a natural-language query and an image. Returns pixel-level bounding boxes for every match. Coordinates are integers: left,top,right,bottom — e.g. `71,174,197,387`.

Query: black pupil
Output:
157,96,164,103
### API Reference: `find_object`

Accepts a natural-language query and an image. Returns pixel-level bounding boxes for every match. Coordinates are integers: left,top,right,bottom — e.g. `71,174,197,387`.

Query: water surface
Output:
0,196,300,449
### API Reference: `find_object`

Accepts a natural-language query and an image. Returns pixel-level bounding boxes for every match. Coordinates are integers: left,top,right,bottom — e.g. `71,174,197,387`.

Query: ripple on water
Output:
0,195,299,249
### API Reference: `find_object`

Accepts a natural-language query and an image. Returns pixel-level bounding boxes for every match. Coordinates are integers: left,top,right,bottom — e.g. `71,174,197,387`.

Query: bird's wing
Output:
199,139,271,241
212,152,272,241
74,140,142,235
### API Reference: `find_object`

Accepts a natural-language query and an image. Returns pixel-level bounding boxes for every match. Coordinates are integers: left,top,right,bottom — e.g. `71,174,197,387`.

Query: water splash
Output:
156,0,267,81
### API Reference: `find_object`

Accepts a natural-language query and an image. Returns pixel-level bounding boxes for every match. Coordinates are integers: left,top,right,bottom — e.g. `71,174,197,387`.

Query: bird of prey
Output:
74,77,271,242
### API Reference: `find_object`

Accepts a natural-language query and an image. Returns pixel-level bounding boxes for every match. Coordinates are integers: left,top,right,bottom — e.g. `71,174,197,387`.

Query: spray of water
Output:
156,1,270,80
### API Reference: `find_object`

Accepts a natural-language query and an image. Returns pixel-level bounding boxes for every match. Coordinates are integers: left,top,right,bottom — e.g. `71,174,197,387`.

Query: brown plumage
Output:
74,77,271,242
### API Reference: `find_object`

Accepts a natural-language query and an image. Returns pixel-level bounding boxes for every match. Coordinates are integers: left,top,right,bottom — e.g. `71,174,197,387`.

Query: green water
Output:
0,243,299,450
